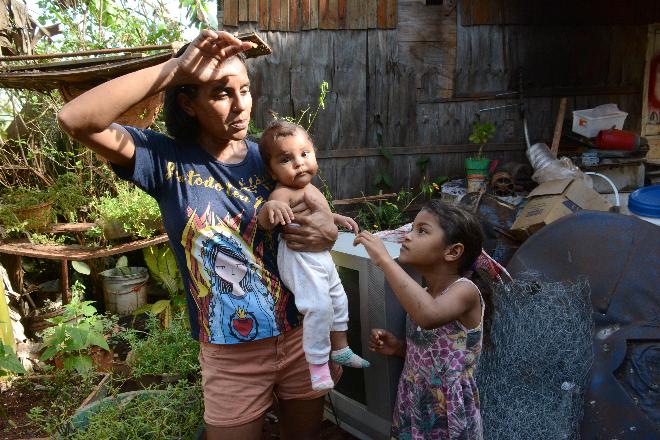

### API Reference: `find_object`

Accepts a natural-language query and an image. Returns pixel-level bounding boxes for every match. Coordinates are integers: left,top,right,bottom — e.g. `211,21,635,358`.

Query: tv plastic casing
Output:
325,232,417,440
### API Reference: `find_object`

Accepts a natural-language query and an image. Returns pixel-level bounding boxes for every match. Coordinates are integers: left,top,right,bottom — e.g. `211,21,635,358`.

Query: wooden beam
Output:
0,234,169,261
224,0,239,26
551,97,568,158
377,0,387,28
271,0,281,30
315,143,526,159
309,0,319,28
0,45,174,61
239,0,249,21
367,0,377,29
385,0,396,28
346,0,367,30
249,0,259,21
332,193,397,206
259,0,270,29
302,0,311,29
338,0,347,29
320,0,339,29
289,0,300,31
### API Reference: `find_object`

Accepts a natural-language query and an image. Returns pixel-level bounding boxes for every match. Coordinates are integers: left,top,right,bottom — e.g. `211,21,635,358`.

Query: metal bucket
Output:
99,267,148,315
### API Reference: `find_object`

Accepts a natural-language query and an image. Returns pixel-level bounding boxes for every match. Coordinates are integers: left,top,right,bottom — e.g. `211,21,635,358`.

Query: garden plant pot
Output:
99,267,148,315
66,388,203,439
99,219,131,241
465,157,491,193
53,346,114,373
15,201,54,230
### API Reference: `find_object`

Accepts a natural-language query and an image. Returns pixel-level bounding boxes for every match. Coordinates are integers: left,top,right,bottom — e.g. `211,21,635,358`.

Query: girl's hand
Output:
353,231,392,268
263,200,294,226
333,214,359,235
175,30,254,84
369,329,404,357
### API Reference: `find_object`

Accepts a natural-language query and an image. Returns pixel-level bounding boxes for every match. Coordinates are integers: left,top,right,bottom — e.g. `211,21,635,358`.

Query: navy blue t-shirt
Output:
113,127,300,343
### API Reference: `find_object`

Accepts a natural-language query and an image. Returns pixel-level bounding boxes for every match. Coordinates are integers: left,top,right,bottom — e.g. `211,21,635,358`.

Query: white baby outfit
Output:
277,240,349,364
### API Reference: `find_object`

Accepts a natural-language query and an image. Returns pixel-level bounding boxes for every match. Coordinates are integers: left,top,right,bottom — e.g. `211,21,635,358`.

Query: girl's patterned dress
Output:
391,278,484,440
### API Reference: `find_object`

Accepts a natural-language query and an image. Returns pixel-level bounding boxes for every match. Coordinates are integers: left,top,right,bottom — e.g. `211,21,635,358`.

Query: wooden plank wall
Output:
225,0,396,31
220,0,647,199
461,0,660,26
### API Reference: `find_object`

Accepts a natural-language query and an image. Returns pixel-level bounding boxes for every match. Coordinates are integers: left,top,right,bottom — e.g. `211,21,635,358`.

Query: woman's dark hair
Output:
258,119,313,166
163,43,247,140
421,199,484,273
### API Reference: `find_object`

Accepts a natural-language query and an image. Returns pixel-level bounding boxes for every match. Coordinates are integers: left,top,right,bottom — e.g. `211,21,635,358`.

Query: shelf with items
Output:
0,232,168,305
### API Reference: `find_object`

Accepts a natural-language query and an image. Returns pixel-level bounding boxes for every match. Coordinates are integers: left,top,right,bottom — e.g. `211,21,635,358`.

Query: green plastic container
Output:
67,389,205,439
465,157,491,193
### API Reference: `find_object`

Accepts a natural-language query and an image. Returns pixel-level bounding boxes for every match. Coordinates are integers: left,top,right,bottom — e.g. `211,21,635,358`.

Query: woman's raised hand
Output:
175,30,254,84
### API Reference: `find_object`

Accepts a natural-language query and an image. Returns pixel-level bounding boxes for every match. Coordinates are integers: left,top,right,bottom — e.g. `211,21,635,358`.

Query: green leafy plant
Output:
0,341,26,376
468,121,496,158
92,182,162,240
132,245,186,327
123,313,199,378
50,172,92,223
34,0,185,52
373,133,394,190
39,281,111,374
415,156,448,200
270,81,330,132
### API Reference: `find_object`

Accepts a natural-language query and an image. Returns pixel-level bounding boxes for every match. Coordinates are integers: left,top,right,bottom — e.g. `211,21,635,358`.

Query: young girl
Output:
257,120,369,391
354,200,485,439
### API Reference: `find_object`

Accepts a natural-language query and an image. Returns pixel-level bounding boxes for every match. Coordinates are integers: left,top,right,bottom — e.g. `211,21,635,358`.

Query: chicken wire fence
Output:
476,273,594,440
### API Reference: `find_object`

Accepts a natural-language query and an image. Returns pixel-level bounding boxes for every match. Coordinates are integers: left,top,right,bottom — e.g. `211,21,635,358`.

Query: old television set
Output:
326,232,418,440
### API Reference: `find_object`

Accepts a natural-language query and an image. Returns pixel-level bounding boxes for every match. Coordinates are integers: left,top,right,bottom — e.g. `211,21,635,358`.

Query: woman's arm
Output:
57,30,252,169
354,232,477,330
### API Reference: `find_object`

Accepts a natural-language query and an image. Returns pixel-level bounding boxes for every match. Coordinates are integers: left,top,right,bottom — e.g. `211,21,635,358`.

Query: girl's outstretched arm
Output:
354,231,478,330
57,30,252,169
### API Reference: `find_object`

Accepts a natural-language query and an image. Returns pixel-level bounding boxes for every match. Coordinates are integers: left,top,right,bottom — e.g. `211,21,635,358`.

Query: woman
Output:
58,30,339,439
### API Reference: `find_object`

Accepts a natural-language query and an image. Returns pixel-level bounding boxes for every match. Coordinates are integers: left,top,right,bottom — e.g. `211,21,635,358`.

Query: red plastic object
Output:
595,129,639,151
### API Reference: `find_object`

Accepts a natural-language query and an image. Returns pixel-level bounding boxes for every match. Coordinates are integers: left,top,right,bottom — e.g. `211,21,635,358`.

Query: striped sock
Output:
330,346,370,368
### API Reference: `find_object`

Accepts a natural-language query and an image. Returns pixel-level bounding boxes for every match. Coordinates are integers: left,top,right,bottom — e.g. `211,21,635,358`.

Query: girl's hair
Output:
421,200,484,273
163,44,247,141
258,119,313,165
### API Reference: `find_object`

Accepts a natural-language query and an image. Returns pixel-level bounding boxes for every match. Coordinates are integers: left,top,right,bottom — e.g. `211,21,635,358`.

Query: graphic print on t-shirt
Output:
182,205,280,344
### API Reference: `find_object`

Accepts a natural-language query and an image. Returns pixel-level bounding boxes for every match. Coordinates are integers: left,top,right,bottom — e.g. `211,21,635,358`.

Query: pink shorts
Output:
198,325,342,428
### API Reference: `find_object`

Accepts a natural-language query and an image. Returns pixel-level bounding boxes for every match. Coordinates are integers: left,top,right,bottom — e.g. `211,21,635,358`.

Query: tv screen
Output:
326,232,418,440
335,266,366,405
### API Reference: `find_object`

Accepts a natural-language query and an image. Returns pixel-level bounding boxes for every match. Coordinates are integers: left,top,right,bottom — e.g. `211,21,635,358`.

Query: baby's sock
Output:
330,346,370,368
309,362,334,391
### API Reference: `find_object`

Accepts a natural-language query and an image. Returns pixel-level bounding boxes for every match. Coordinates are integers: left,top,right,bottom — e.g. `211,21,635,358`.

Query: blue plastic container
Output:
628,184,660,226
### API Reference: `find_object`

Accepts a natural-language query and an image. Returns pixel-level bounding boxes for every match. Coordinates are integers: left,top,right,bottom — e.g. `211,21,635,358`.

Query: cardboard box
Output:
511,178,612,239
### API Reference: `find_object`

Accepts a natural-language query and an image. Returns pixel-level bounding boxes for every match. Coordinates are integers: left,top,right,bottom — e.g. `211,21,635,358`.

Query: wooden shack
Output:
220,0,660,198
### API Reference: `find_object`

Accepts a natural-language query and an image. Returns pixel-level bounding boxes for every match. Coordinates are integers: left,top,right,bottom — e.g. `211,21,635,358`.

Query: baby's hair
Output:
258,119,313,166
421,200,484,273
164,43,247,141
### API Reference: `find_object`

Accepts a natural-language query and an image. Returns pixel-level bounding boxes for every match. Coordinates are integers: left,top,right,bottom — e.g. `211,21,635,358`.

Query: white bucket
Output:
632,214,660,227
99,267,149,315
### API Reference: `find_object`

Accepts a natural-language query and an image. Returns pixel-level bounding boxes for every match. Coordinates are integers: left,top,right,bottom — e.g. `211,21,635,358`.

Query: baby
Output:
257,120,369,391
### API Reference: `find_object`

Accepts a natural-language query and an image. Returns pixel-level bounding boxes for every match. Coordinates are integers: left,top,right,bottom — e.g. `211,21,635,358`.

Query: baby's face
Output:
267,133,318,188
